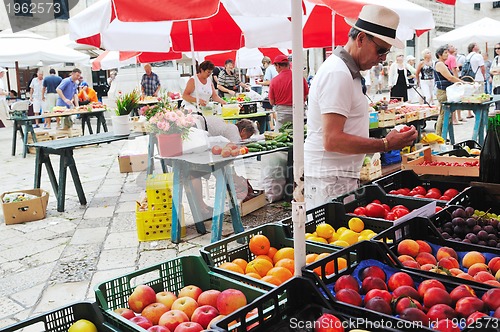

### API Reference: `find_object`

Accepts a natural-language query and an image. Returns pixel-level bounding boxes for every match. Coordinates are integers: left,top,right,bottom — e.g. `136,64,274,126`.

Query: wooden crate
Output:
378,119,396,128
395,113,406,124
378,111,395,121
56,128,82,138
240,191,267,217
402,146,479,177
360,153,382,181
405,111,419,122
28,135,52,154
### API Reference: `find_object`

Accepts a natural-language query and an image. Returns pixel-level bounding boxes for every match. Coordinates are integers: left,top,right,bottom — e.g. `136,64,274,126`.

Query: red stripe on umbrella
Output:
112,0,220,21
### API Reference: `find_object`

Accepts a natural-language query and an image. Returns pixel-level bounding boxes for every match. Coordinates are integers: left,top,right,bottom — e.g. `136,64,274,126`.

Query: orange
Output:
255,255,273,264
313,253,334,276
232,258,248,272
245,259,273,277
267,247,278,260
261,275,282,286
337,257,348,271
273,247,294,265
267,267,293,284
249,234,271,256
306,254,318,265
245,272,262,279
219,262,244,274
275,258,294,275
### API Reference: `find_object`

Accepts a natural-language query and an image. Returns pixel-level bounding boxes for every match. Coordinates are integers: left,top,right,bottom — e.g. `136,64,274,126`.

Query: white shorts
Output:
305,175,359,209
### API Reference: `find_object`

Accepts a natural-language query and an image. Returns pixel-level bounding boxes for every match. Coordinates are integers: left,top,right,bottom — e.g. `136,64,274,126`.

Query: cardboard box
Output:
118,154,148,173
1,189,49,225
240,191,267,217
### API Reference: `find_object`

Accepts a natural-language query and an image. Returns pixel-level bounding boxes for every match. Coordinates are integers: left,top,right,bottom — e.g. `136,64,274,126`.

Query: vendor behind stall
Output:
56,68,81,129
78,82,98,105
217,59,250,98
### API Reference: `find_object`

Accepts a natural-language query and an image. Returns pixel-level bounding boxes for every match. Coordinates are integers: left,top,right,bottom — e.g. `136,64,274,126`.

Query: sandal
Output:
466,115,474,118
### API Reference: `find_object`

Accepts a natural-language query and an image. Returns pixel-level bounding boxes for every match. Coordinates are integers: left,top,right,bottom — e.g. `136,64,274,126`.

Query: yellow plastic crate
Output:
146,173,173,210
135,204,185,241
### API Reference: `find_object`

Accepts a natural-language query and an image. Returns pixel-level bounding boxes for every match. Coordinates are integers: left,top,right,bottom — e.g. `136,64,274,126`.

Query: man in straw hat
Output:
304,5,417,208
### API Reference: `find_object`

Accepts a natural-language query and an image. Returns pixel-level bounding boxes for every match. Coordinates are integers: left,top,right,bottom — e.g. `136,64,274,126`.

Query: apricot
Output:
468,263,489,277
398,255,416,263
416,252,437,266
416,240,432,254
474,271,496,283
397,239,419,258
436,247,458,261
438,257,459,270
462,251,486,269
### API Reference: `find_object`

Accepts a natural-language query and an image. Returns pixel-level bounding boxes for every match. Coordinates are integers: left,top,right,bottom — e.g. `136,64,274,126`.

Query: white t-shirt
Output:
30,77,44,99
0,78,6,101
467,52,485,82
262,65,278,94
246,66,263,87
304,53,369,178
182,75,213,111
197,115,241,143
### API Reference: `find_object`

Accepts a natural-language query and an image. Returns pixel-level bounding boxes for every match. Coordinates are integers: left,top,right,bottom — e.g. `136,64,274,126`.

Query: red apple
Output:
432,319,460,332
128,285,157,313
359,266,386,282
394,297,423,315
173,321,203,332
191,305,219,329
387,272,414,292
423,287,452,308
334,275,359,293
156,291,178,310
197,290,221,308
314,313,344,332
426,304,457,321
130,316,153,330
114,307,135,320
158,310,189,332
142,303,169,325
450,285,476,305
178,285,203,301
418,279,446,299
148,326,171,332
217,289,247,315
171,297,199,319
335,289,362,307
455,297,486,318
392,285,421,302
361,277,387,294
481,288,500,311
207,314,226,329
364,289,392,305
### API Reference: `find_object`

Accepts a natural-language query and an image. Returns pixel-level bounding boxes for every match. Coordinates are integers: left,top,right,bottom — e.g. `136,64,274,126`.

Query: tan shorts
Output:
304,175,359,209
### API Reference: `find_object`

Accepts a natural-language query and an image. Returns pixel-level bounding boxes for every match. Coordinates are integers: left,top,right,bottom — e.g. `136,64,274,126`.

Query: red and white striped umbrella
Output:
436,0,495,4
91,50,182,71
199,47,290,68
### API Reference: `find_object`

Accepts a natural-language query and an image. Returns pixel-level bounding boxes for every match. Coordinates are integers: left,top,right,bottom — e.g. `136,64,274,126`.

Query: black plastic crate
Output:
212,277,399,332
95,256,265,332
302,241,494,332
0,302,118,332
373,217,500,288
448,186,500,214
454,140,482,150
280,201,393,242
374,170,470,205
437,148,472,157
239,102,258,114
334,184,435,221
200,224,338,290
430,205,500,252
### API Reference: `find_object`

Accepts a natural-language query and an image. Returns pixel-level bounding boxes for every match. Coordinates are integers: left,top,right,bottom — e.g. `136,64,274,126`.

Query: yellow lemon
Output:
357,234,371,242
309,236,328,244
311,232,318,237
336,227,348,235
365,232,377,240
316,224,335,239
348,217,365,232
305,233,314,239
360,229,375,236
327,232,340,243
332,240,350,247
339,230,359,245
69,320,97,332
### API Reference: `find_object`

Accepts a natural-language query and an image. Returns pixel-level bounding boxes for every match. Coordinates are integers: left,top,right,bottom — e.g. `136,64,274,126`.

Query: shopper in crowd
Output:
371,63,384,94
484,52,492,95
490,43,500,110
406,55,418,103
182,60,226,111
434,45,463,137
464,43,486,119
361,70,372,96
217,59,250,98
141,63,161,97
415,49,435,105
444,44,463,124
258,56,279,129
56,68,81,129
78,82,98,105
246,65,263,94
42,69,63,128
0,67,10,128
268,54,309,131
304,5,417,208
30,70,45,128
388,53,409,102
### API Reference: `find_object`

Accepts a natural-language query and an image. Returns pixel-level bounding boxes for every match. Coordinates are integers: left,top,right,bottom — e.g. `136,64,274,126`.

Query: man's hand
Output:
64,98,73,107
385,125,418,151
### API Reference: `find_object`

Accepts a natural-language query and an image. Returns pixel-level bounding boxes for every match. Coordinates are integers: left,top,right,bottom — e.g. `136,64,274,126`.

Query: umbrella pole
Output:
15,61,21,97
291,0,306,277
188,20,200,109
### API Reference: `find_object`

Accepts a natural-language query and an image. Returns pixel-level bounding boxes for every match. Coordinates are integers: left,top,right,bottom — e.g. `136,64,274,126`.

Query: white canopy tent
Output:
432,17,500,49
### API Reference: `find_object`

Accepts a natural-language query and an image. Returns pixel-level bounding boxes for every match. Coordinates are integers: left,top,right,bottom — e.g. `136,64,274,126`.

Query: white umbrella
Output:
432,17,500,48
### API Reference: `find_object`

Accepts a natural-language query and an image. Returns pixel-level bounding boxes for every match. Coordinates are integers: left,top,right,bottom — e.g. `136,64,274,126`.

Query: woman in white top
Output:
182,60,226,111
490,43,500,110
415,49,435,105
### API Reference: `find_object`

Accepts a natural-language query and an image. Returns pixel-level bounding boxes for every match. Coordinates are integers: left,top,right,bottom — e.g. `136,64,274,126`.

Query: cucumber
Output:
246,143,264,149
276,142,287,148
248,147,261,153
286,142,293,147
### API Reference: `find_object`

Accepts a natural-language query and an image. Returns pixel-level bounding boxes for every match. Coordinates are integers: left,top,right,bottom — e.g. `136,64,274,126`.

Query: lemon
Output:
305,233,313,239
348,217,364,232
360,229,375,236
327,233,340,243
336,227,348,235
309,236,328,244
365,232,377,240
332,240,350,247
339,230,359,245
357,234,371,241
316,224,335,239
311,231,318,237
69,320,97,332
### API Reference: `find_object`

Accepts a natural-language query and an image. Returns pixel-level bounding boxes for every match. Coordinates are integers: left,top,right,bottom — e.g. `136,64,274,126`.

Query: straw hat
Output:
345,5,404,49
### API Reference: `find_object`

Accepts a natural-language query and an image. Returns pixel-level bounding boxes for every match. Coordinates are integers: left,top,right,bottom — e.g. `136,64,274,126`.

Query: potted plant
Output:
147,109,196,157
112,90,139,135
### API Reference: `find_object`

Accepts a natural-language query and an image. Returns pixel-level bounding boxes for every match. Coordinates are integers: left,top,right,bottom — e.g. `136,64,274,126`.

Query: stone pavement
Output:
0,121,291,328
0,107,481,328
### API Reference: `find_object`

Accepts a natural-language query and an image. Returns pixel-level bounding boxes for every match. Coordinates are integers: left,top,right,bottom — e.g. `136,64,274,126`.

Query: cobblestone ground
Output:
0,120,292,328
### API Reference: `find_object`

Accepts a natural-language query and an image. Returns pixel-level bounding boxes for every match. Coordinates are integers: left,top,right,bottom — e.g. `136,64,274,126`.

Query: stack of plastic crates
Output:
135,173,184,241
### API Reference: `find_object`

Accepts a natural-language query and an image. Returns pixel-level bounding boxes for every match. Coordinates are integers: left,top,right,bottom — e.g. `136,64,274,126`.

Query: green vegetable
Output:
246,143,264,149
248,147,261,152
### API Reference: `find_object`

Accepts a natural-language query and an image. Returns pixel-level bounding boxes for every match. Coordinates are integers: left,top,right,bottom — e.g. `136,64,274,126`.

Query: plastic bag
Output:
446,83,464,102
260,152,288,202
182,127,209,154
246,89,263,101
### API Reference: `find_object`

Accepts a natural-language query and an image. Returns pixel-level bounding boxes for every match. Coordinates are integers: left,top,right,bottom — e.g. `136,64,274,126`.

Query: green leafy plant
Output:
114,90,139,116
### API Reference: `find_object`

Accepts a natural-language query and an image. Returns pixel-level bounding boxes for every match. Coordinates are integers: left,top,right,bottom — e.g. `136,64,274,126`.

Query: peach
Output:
397,239,419,258
423,287,452,308
450,285,476,305
438,257,459,270
398,255,416,263
402,260,421,269
468,263,489,277
416,252,437,266
474,271,496,283
418,279,446,299
416,240,432,254
489,257,500,275
388,272,415,292
449,268,463,276
496,269,500,281
457,272,475,281
485,280,500,287
462,251,486,269
436,247,458,261
421,264,435,271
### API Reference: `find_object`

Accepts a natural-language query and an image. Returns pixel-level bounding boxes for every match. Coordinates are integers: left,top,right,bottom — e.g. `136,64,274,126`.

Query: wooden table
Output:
11,109,108,158
28,132,140,212
441,96,500,145
158,147,289,243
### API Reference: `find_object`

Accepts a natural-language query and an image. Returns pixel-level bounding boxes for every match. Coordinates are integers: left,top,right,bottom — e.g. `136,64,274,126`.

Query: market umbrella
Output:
91,50,182,71
436,0,496,4
199,47,290,68
432,17,500,49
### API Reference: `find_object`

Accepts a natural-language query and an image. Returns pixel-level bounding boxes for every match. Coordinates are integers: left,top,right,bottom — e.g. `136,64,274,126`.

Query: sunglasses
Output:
368,36,391,56
495,47,500,50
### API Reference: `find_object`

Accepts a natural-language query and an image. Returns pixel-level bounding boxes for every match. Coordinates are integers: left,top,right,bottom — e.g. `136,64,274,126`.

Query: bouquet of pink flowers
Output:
147,109,197,139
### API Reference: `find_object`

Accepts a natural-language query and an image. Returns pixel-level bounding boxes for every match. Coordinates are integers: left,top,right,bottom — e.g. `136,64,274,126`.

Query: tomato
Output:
382,204,391,212
425,191,441,199
239,147,247,155
386,212,396,221
439,195,451,201
353,207,367,216
414,194,425,198
398,188,411,196
399,125,411,133
388,190,399,195
443,188,459,198
393,208,409,218
427,188,442,196
408,190,419,197
211,145,222,155
365,203,386,218
412,186,427,196
230,149,240,157
435,206,443,213
372,199,382,204
391,205,409,213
